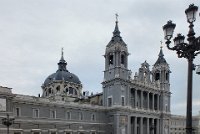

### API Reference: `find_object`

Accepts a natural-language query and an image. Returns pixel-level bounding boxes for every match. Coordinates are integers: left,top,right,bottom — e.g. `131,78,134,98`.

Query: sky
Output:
0,0,199,116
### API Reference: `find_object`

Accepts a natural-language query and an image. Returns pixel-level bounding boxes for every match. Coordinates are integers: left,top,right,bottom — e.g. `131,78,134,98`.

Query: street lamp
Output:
2,114,15,134
162,4,200,134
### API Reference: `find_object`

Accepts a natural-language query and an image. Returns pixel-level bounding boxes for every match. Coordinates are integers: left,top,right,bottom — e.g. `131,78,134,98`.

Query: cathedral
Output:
0,19,199,134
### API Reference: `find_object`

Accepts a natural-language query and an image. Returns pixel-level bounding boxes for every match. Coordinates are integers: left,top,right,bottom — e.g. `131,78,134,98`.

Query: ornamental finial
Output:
160,40,163,48
115,13,119,22
61,47,64,57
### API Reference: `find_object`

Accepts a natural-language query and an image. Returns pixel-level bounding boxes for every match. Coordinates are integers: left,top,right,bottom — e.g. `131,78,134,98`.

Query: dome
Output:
43,70,81,86
43,49,81,86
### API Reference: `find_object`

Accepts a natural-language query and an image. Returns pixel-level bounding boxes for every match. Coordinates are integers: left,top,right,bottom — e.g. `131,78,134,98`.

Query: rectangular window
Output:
14,132,21,134
32,132,40,134
79,112,83,120
66,111,71,120
50,132,57,134
108,97,112,107
91,113,95,121
121,96,125,106
33,109,39,118
50,110,56,119
15,107,20,117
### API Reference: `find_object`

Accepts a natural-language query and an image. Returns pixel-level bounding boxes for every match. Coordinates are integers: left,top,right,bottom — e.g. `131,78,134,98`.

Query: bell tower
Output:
152,46,170,91
102,16,131,107
152,47,171,134
104,17,129,81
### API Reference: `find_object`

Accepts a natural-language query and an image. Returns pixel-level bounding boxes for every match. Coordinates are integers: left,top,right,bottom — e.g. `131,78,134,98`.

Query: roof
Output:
154,47,168,66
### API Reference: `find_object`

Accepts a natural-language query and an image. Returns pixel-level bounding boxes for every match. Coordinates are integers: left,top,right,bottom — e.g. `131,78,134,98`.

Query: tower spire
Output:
60,47,64,61
58,48,67,71
154,46,167,65
115,13,118,22
113,13,120,37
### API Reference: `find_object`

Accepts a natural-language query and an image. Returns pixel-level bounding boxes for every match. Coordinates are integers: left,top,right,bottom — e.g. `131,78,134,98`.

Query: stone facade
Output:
0,20,199,134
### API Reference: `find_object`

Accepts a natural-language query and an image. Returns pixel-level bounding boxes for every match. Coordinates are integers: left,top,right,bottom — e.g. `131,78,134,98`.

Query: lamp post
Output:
162,4,200,134
2,114,15,134
150,123,155,134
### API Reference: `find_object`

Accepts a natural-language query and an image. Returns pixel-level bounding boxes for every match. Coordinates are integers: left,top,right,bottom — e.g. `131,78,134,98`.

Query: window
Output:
155,73,160,81
121,96,125,106
108,97,112,107
91,113,95,121
50,132,57,134
48,88,52,94
33,108,39,118
32,132,40,134
69,87,73,94
15,107,20,117
65,88,68,93
109,55,113,65
56,86,60,92
50,110,56,119
79,112,83,120
65,133,72,134
166,73,169,81
74,89,78,95
121,55,125,64
66,111,71,120
14,132,22,134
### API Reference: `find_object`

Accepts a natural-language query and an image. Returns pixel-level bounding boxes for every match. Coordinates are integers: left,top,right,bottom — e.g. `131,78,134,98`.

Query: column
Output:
156,119,159,134
140,117,143,134
152,93,154,111
147,118,149,134
157,95,160,111
134,117,137,134
114,114,120,134
128,116,131,134
135,90,137,108
152,119,154,134
147,92,149,110
141,91,143,109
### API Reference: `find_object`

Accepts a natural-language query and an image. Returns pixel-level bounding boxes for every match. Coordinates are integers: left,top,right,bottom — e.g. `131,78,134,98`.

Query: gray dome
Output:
43,50,81,86
44,70,81,86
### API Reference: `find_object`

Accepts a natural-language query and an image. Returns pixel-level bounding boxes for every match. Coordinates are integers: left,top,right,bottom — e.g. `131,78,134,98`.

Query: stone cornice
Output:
13,94,106,111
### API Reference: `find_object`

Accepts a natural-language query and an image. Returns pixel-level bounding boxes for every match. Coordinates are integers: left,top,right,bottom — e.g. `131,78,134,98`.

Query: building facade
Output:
0,20,199,134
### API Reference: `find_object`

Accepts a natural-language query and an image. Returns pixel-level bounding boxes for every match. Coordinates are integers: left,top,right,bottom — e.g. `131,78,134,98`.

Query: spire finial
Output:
60,47,65,61
58,47,67,71
115,13,119,22
160,40,163,48
61,47,64,57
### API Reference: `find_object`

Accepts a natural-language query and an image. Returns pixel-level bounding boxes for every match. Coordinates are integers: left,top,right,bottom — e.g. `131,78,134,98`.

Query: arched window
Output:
48,88,52,94
109,55,113,65
155,72,160,81
65,88,68,93
74,89,78,95
166,72,169,81
56,86,60,92
69,87,73,94
121,54,125,64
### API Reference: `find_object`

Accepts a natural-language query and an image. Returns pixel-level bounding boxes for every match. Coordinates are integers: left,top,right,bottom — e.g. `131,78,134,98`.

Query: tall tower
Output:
102,17,130,107
152,47,171,134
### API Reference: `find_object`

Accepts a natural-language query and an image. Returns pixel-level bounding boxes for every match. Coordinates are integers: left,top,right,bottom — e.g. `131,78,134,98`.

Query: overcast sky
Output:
0,0,199,116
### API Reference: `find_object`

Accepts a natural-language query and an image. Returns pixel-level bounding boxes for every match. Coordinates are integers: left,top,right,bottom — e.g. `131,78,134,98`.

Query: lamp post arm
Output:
166,42,175,50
